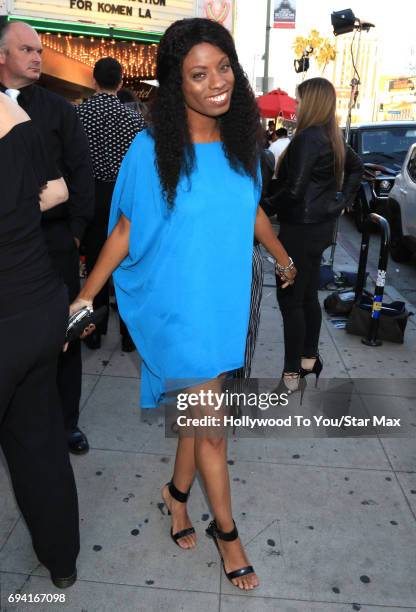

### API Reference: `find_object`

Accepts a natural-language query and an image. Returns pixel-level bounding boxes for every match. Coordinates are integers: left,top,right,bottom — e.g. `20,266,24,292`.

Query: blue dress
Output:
109,130,261,408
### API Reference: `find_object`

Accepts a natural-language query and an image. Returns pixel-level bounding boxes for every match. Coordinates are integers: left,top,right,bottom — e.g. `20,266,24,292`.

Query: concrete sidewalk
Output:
1,241,416,612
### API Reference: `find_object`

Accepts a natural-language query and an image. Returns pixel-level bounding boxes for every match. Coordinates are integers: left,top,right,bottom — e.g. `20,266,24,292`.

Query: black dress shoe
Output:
121,334,136,353
51,569,77,589
84,331,101,350
67,428,89,455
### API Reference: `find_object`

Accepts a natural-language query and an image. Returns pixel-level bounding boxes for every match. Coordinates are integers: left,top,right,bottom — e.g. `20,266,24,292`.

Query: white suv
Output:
387,143,416,262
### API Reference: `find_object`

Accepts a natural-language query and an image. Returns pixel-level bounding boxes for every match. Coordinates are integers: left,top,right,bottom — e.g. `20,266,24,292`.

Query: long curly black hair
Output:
150,18,262,206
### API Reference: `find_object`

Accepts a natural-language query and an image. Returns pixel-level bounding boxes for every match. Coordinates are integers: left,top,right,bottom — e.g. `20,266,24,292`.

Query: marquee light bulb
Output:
40,33,157,81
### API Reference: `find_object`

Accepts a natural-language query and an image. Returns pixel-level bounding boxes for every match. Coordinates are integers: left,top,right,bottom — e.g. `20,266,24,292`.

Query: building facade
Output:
1,0,236,99
331,31,380,126
376,75,416,121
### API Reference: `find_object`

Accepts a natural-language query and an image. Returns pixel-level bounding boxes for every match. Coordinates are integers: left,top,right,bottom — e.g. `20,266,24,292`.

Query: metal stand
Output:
354,213,391,346
327,25,363,272
326,217,339,269
344,26,362,144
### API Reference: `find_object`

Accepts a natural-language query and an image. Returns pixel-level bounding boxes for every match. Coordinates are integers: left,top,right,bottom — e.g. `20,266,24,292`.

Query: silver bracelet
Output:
275,256,294,274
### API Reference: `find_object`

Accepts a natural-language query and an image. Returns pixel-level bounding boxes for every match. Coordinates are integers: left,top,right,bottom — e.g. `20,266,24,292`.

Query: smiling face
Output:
0,23,42,88
181,42,235,129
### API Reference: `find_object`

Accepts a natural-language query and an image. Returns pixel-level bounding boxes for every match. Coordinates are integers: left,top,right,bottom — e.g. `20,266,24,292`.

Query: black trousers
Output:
83,179,129,338
0,287,80,577
276,220,334,372
50,245,82,432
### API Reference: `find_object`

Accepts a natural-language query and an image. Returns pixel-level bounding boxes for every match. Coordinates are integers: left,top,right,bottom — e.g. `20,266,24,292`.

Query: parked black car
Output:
345,121,416,231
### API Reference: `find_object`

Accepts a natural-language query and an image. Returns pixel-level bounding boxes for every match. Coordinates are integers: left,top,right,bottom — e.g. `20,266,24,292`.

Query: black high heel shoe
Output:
206,519,256,587
300,355,323,387
275,373,307,405
163,480,195,547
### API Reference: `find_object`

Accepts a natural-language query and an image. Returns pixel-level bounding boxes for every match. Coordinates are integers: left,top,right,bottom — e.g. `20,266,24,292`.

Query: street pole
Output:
344,26,362,144
263,0,272,94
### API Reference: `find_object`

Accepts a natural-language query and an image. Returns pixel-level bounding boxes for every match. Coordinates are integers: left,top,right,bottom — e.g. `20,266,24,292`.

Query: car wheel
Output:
389,210,412,262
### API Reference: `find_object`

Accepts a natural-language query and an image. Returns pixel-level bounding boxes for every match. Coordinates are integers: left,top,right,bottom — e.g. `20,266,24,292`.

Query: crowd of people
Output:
0,16,362,593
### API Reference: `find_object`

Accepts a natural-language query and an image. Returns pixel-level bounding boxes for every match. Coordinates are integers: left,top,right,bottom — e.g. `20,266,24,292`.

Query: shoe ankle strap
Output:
209,519,238,541
168,480,190,503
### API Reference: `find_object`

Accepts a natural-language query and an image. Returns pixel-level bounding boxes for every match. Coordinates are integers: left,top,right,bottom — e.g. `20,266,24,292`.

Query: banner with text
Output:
7,0,197,34
273,0,296,29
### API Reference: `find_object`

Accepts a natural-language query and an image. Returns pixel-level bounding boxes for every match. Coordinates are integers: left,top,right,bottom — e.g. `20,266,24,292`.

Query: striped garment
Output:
234,243,264,379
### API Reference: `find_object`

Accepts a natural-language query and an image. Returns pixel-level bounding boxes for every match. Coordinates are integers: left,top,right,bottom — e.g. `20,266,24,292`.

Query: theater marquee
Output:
4,0,197,33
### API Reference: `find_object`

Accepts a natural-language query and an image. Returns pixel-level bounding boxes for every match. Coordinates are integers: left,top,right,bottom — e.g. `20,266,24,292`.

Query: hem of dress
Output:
140,360,245,410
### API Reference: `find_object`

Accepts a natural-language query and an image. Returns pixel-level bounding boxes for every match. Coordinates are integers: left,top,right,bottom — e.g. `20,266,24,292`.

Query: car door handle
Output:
399,188,407,195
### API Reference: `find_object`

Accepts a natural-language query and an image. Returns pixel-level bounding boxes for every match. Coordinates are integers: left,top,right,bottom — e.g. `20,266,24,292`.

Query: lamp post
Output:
263,0,272,94
323,10,375,274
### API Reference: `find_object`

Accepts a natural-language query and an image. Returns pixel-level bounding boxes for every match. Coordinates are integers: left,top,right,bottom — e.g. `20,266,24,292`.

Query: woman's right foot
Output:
161,484,197,549
300,355,323,386
301,357,317,371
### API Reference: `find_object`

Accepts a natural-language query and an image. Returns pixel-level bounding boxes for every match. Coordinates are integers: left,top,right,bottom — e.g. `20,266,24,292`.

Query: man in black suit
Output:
0,20,94,454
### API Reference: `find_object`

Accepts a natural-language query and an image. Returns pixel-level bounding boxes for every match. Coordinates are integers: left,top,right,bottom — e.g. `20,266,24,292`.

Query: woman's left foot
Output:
282,372,301,392
216,536,259,590
275,373,307,405
206,520,259,590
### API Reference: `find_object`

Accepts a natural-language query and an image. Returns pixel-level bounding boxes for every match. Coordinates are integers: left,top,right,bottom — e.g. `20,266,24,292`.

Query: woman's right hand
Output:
69,296,93,317
63,297,96,352
70,297,96,338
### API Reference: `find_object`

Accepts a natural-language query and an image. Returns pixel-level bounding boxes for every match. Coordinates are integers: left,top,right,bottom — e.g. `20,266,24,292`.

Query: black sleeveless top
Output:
0,121,63,316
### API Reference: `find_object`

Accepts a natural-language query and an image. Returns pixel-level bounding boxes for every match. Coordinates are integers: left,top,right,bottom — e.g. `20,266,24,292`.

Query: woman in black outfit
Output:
0,93,79,588
267,78,363,394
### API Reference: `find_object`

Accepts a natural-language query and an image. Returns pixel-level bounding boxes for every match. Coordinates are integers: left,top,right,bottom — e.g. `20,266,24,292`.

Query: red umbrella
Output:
256,88,297,122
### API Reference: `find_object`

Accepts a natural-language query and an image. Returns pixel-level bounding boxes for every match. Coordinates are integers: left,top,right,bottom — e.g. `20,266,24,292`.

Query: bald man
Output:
0,21,94,456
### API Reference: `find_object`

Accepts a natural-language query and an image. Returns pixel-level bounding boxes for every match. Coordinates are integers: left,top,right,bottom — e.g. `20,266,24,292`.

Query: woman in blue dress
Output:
71,19,296,590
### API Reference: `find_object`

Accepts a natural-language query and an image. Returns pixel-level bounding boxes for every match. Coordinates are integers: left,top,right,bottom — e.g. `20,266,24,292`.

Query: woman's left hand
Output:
254,206,297,288
278,265,297,288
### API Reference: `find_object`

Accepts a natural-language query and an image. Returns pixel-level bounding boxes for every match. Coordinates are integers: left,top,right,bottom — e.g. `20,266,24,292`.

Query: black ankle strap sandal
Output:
206,519,255,583
165,480,196,546
168,480,190,504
